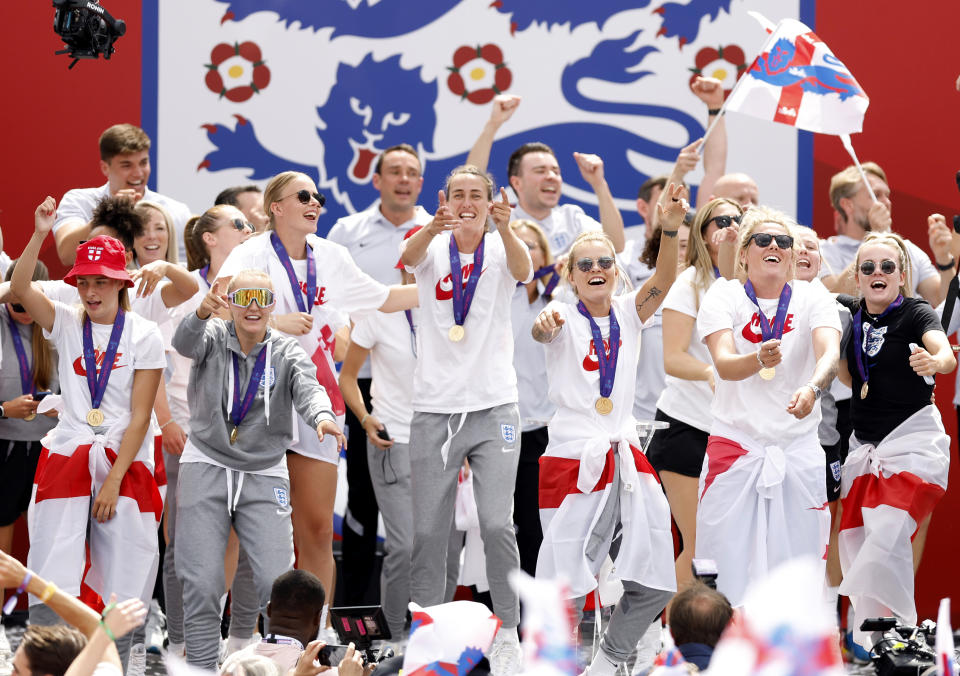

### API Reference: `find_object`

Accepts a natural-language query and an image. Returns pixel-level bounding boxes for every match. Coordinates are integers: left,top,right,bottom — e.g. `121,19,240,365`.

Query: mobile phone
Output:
318,644,349,667
32,391,52,402
953,214,960,235
377,425,391,442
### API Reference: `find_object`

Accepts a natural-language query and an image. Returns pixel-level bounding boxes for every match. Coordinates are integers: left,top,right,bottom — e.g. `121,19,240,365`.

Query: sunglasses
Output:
229,288,276,309
279,189,326,208
749,233,794,250
10,304,25,313
230,217,254,233
706,214,742,229
575,256,616,273
859,259,898,276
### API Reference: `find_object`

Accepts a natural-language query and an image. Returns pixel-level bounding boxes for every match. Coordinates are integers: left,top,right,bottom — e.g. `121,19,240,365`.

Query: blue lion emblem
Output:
749,38,864,101
862,323,887,357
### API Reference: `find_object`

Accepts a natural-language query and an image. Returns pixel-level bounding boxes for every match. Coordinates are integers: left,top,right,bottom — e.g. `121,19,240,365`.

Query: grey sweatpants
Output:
163,451,261,645
367,439,462,638
571,448,672,664
175,462,295,669
409,404,522,628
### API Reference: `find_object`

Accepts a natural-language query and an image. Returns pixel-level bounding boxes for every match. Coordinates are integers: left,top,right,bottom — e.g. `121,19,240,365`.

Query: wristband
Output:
39,581,58,603
101,601,117,619
99,620,117,643
756,350,765,369
936,258,955,271
707,108,722,115
3,571,32,615
360,414,370,427
159,420,173,429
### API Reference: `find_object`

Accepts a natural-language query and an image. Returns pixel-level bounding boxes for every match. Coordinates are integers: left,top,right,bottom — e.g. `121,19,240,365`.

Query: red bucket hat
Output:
395,225,424,269
64,235,134,288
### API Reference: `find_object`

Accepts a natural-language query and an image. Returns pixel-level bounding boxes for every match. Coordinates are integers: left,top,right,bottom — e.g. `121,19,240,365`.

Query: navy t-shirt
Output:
838,295,942,443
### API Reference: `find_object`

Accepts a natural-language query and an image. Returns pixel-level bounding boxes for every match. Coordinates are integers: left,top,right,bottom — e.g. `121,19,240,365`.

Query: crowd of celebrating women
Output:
0,103,955,676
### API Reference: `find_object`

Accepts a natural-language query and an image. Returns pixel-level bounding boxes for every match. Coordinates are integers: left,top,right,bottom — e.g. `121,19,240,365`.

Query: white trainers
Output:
488,626,522,676
125,643,147,676
145,600,167,655
630,621,662,676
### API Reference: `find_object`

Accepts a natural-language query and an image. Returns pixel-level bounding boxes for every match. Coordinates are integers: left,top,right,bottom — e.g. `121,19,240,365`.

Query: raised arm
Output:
924,213,954,308
12,198,58,332
574,152,625,253
127,260,199,308
466,94,521,171
54,220,93,266
492,187,531,281
400,191,460,267
635,184,688,323
691,76,726,208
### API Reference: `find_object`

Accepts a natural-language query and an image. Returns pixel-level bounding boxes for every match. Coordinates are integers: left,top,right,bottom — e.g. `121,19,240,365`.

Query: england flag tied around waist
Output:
725,17,869,135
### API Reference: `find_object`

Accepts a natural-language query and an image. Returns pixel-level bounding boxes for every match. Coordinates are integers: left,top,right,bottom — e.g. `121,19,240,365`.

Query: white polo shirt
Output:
511,203,601,256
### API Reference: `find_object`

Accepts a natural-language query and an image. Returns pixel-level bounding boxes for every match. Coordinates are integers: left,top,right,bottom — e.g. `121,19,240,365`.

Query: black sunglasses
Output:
706,214,742,229
10,304,25,313
749,232,794,250
280,189,326,208
859,259,898,276
230,217,254,233
575,256,616,273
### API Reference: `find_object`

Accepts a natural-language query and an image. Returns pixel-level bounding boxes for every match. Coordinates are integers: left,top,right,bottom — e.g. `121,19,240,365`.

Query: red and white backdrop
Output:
1,1,957,619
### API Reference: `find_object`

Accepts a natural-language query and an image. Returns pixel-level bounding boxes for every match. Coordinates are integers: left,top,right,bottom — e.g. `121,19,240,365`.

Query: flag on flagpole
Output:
724,17,869,135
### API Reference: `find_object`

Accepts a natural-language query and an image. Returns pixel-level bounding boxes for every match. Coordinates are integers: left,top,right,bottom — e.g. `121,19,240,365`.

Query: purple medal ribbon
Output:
6,312,34,395
231,347,267,430
404,309,417,357
713,266,721,279
852,294,904,385
743,280,792,342
517,264,561,297
270,232,316,313
576,301,620,399
199,264,212,289
83,310,126,412
449,234,484,328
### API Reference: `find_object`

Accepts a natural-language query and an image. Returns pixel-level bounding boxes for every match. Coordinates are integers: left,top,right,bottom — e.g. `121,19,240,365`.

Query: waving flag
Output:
402,601,501,676
724,17,869,134
510,571,578,676
937,598,957,676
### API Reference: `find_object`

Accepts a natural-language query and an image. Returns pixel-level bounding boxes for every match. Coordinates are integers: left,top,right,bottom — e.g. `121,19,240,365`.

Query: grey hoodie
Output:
173,312,334,471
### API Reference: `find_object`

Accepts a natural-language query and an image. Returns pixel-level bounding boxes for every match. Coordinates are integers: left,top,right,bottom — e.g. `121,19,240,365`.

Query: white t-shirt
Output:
53,182,193,263
511,203,601,256
696,278,841,445
510,287,555,430
542,291,645,435
633,307,663,422
656,265,718,431
819,234,937,295
44,302,166,436
350,309,417,443
405,231,532,413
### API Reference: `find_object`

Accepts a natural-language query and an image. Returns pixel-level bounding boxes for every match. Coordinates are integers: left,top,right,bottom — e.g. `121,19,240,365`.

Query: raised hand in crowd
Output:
532,309,565,344
466,94,522,170
196,278,230,320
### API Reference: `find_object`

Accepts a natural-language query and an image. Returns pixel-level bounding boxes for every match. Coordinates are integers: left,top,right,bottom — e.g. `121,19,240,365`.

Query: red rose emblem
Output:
447,43,512,104
205,41,271,103
688,44,747,99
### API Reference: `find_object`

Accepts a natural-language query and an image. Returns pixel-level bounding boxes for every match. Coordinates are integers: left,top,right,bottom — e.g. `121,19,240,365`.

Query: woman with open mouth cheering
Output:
695,206,840,608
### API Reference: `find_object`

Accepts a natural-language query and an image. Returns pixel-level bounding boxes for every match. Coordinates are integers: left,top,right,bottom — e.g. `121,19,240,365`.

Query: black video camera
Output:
52,0,125,69
860,616,960,676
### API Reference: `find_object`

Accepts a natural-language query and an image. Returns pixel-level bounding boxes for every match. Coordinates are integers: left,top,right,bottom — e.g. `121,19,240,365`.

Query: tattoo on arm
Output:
635,286,663,316
532,324,558,344
662,229,679,238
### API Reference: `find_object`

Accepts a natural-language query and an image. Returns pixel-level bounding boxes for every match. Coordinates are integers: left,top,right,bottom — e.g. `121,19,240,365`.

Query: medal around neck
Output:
87,408,105,426
448,235,483,345
25,413,37,422
448,325,465,342
595,397,614,416
759,367,776,380
743,281,791,385
860,382,869,399
230,426,239,445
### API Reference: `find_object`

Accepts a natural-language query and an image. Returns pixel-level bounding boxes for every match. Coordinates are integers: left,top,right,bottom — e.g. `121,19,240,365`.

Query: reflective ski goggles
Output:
575,256,616,273
229,288,276,309
748,232,794,250
859,259,898,276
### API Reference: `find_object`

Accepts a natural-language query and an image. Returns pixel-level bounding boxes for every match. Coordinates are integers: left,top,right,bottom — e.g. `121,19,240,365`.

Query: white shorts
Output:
287,412,344,466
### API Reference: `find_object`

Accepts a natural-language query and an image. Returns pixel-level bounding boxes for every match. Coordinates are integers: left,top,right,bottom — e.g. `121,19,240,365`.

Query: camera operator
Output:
667,582,733,671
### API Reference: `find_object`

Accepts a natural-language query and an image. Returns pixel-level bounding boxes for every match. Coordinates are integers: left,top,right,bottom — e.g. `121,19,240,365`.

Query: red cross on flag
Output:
723,15,869,135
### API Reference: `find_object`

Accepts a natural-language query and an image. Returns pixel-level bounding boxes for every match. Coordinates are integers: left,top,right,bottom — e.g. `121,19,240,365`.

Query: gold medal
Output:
86,408,105,426
230,426,239,445
758,367,775,381
448,325,465,342
25,413,37,422
860,382,869,399
595,397,614,416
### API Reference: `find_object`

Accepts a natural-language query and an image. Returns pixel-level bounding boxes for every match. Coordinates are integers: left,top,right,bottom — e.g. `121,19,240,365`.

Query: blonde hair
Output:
263,171,312,230
856,232,912,298
183,205,238,270
829,162,887,220
228,269,274,293
444,164,494,200
563,231,631,297
510,219,554,268
734,206,799,280
134,200,178,264
688,198,742,294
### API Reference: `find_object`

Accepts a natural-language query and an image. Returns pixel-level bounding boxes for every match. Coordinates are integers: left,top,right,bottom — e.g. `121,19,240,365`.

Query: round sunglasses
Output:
278,189,326,208
859,259,898,276
749,232,794,250
575,256,616,273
